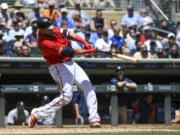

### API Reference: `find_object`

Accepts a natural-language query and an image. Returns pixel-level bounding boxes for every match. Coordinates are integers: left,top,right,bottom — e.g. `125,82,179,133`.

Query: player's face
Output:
116,72,124,81
39,29,53,36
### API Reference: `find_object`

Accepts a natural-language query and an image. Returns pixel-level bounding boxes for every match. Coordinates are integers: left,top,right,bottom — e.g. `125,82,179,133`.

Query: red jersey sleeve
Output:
40,40,64,55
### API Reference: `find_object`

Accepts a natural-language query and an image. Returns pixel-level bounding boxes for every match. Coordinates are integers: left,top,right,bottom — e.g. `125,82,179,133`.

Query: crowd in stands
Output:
0,0,180,58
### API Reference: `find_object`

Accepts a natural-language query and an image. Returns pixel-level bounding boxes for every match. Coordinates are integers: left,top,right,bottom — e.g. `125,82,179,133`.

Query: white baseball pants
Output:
33,60,100,122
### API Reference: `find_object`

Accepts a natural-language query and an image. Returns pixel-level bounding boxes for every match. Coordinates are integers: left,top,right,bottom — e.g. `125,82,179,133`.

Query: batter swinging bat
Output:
112,53,138,63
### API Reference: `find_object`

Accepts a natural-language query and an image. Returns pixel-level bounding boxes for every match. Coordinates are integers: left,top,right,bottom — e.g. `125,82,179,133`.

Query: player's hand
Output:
117,81,127,88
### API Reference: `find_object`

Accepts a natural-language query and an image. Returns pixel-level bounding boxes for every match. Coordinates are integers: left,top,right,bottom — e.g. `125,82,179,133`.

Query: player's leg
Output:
29,61,75,127
73,62,101,127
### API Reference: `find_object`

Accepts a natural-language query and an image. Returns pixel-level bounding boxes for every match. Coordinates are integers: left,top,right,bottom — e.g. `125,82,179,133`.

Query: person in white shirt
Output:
121,5,143,35
139,8,154,26
144,31,162,52
95,31,112,57
7,101,29,125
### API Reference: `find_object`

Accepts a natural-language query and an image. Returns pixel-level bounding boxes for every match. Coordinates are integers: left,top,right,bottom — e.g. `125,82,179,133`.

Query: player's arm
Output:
59,28,92,49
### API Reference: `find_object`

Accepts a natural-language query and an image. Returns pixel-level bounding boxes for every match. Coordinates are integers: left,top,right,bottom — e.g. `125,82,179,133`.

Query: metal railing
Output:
176,0,180,12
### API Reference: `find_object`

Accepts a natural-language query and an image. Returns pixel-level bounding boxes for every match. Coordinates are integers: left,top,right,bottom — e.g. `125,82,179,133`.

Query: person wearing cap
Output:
56,8,75,29
121,5,143,36
110,66,137,124
10,1,25,20
43,1,61,22
0,3,10,24
90,9,108,32
7,101,29,125
164,33,180,58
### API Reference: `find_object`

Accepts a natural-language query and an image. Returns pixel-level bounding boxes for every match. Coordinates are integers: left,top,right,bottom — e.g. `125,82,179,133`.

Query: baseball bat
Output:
112,53,138,63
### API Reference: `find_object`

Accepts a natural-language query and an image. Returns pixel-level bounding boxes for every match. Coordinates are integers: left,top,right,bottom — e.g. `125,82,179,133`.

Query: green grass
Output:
3,132,180,135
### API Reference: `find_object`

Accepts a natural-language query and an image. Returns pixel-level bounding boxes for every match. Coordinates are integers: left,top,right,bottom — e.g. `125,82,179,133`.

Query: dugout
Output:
0,57,180,125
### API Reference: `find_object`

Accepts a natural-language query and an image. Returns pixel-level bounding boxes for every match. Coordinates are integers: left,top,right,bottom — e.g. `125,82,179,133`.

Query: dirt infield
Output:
0,125,180,134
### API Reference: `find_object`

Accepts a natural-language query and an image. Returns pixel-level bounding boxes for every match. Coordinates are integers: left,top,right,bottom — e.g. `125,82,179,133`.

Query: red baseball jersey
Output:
38,27,72,65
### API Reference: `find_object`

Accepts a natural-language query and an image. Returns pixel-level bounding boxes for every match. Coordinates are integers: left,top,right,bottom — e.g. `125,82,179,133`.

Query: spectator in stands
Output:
56,8,76,29
144,31,162,53
25,21,40,57
10,1,25,20
36,0,46,8
126,28,137,55
110,66,137,124
13,46,22,57
27,5,43,23
109,26,126,50
157,48,168,58
73,92,89,125
132,95,156,124
43,2,61,22
176,21,180,35
134,45,153,59
90,9,108,32
72,10,86,30
90,24,103,46
69,3,89,26
95,30,111,57
157,19,173,38
0,3,10,25
14,31,26,48
99,0,115,8
139,8,154,26
21,45,31,57
163,33,180,58
7,21,25,42
121,5,143,36
121,47,131,56
140,26,151,44
110,43,120,56
8,10,26,30
7,101,29,125
37,95,55,125
108,19,117,38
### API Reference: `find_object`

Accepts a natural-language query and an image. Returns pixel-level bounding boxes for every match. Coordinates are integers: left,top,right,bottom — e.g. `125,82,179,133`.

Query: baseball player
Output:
28,17,101,128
